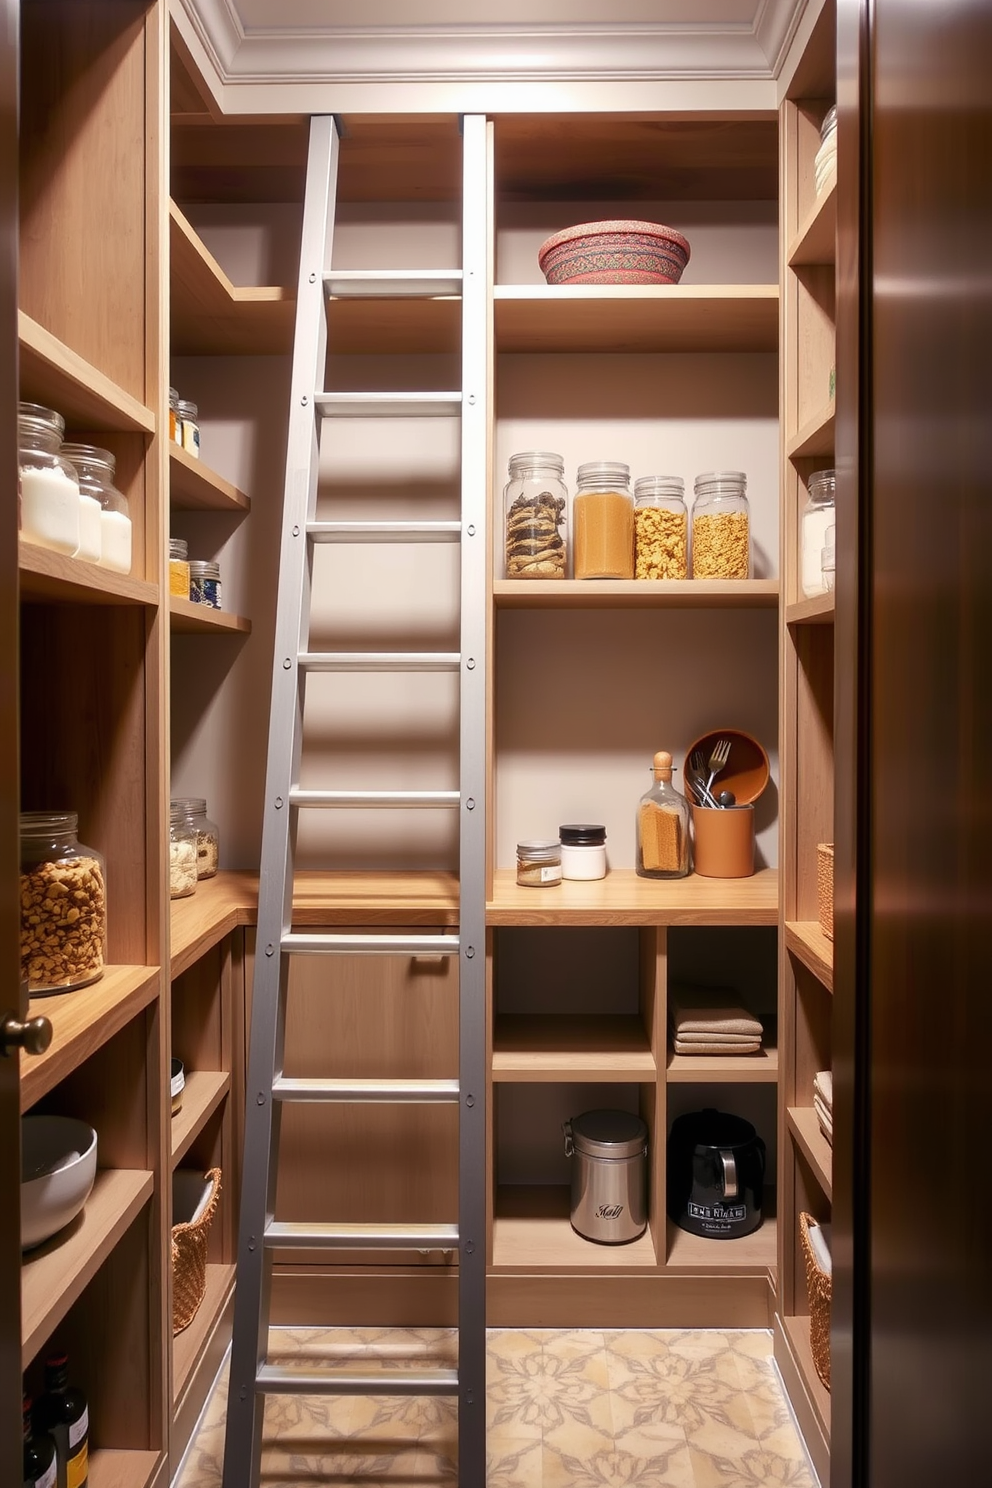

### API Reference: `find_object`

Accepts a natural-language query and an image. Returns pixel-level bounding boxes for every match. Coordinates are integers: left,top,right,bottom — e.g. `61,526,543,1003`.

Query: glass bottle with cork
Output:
637,751,691,879
573,461,634,579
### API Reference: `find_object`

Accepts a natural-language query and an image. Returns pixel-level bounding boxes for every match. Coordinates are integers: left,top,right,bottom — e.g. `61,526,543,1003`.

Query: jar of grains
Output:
801,469,836,597
633,476,688,579
573,462,634,579
62,444,132,576
503,451,568,578
17,403,81,556
169,806,198,899
691,471,750,579
20,812,106,994
171,798,220,879
516,839,562,887
169,537,190,599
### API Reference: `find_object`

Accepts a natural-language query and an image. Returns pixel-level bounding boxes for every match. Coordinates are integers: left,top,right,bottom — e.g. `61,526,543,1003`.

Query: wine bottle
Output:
23,1394,57,1488
37,1355,88,1488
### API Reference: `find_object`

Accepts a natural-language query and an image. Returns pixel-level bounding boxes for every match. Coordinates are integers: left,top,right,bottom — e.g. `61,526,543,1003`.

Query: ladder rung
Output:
325,269,463,298
290,788,460,809
257,1364,460,1397
298,651,461,672
273,1077,460,1103
307,520,461,544
315,392,461,419
265,1221,459,1250
282,932,460,957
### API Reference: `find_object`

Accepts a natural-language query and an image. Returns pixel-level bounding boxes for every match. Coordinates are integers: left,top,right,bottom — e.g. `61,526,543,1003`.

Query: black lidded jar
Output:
667,1108,765,1239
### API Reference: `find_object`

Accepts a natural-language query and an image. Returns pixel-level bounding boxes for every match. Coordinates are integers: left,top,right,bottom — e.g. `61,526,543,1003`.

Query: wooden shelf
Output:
788,175,837,266
170,872,254,977
18,311,155,434
21,1168,154,1366
787,1106,833,1198
170,200,295,355
19,542,158,607
788,398,835,459
488,867,778,926
667,1019,778,1082
493,284,779,354
172,1261,236,1404
88,1449,161,1488
492,1186,658,1270
780,1312,831,1442
666,1210,777,1273
786,591,835,625
169,444,250,513
493,579,779,609
492,1015,655,1081
326,294,460,355
171,1071,231,1166
21,966,161,1111
785,920,834,992
169,596,251,634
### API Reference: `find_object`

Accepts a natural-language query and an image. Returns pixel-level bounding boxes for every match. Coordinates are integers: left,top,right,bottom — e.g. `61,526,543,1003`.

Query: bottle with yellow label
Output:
38,1355,88,1488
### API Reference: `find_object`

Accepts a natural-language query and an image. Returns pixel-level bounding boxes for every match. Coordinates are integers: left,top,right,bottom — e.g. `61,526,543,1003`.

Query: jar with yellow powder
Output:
690,472,750,579
573,461,634,579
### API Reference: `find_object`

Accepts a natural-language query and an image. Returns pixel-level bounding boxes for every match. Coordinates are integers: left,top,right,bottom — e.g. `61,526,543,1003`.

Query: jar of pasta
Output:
573,461,634,579
634,476,688,579
691,472,750,579
503,451,568,578
20,812,106,993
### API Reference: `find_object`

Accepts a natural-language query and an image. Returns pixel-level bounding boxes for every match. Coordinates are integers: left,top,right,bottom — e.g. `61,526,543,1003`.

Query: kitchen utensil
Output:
717,790,737,807
685,728,770,806
704,736,733,793
667,1108,765,1239
692,802,755,877
687,751,719,808
21,1115,98,1249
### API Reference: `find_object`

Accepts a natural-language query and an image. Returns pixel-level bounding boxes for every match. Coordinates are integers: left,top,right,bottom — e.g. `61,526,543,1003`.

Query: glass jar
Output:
19,811,106,994
801,469,836,597
516,839,562,887
822,523,836,592
61,444,131,575
691,472,750,579
169,387,181,445
169,806,198,899
188,559,222,608
637,751,691,879
171,797,220,879
503,451,568,579
169,537,190,599
17,403,81,556
573,462,634,579
815,105,838,197
178,399,199,458
559,823,608,880
633,476,688,580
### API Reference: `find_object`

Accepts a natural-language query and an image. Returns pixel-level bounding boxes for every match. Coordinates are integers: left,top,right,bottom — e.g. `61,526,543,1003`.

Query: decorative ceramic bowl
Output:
21,1115,98,1250
538,219,691,286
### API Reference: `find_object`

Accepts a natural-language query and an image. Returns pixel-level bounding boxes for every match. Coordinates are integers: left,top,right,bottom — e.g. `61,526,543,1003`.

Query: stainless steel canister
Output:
563,1108,648,1244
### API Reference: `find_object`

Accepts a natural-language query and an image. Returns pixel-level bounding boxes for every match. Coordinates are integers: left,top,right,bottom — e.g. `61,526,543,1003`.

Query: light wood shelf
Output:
169,444,250,513
171,1071,232,1166
21,1168,154,1367
169,872,256,977
21,966,161,1111
666,1210,777,1273
667,1020,778,1083
88,1449,161,1488
787,1106,833,1198
18,311,156,434
785,921,834,992
786,591,835,625
493,283,779,354
788,397,835,459
170,200,295,356
493,579,779,609
492,1186,658,1270
780,1311,831,1441
492,1015,655,1081
19,542,159,607
169,596,251,634
488,867,778,926
788,175,837,266
172,1261,236,1404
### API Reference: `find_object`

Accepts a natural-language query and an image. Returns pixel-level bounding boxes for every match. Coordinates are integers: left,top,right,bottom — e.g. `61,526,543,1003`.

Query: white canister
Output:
559,823,607,880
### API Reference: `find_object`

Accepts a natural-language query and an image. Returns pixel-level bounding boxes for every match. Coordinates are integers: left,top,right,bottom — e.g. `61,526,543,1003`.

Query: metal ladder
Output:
221,114,488,1488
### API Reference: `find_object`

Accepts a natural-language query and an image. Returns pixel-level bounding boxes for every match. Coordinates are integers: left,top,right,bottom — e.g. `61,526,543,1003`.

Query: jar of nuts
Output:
19,811,106,994
169,806,198,900
634,476,688,579
691,471,750,579
170,798,220,879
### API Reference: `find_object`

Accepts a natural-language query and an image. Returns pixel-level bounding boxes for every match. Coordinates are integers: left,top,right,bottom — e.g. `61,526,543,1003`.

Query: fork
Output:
704,737,733,795
688,750,719,808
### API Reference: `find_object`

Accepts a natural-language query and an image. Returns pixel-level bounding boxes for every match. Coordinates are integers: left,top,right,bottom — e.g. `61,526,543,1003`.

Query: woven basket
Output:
816,843,834,941
172,1167,222,1335
799,1211,831,1390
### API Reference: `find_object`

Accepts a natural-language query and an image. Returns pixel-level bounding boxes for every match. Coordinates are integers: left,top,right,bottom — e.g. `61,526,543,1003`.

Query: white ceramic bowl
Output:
21,1115,98,1250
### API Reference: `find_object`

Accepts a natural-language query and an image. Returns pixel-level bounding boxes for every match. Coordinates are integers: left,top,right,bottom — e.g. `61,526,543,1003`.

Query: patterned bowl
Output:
537,219,691,286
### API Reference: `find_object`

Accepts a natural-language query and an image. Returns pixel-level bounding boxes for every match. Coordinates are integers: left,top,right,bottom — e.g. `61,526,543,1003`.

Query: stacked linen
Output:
669,984,763,1056
814,1070,833,1145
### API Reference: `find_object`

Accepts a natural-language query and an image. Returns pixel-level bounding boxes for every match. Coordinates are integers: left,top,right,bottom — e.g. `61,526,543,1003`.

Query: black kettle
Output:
667,1108,765,1239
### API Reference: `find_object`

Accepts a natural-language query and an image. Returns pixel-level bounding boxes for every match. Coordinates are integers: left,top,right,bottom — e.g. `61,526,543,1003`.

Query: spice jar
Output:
559,823,608,880
17,402,81,556
503,451,567,578
516,839,562,887
634,476,688,580
573,462,634,579
169,388,182,445
61,444,131,575
19,811,106,994
801,469,836,597
169,538,190,599
188,559,222,608
691,472,750,579
178,399,200,458
169,806,198,899
171,798,220,879
637,751,691,879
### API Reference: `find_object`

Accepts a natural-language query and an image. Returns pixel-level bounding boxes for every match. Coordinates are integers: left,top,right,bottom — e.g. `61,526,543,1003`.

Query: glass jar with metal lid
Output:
170,798,220,879
801,468,836,597
691,471,750,579
61,444,132,576
169,538,190,599
503,451,568,578
169,806,198,900
515,839,562,887
633,475,688,579
188,559,222,608
563,1108,648,1243
177,399,199,457
573,461,634,579
19,811,106,994
17,402,81,556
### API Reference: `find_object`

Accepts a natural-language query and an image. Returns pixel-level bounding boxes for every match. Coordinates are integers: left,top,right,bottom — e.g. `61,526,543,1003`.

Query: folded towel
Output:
813,1070,833,1109
814,1094,833,1144
669,984,763,1039
672,1029,764,1046
673,1038,761,1056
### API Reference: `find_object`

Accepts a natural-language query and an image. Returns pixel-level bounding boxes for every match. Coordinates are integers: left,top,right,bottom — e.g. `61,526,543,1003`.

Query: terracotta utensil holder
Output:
692,803,755,878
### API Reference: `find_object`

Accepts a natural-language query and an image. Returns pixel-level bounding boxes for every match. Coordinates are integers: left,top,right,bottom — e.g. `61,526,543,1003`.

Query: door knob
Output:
1,1011,53,1058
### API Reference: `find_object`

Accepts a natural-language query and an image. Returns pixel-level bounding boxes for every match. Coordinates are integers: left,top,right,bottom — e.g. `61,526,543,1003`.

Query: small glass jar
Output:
815,105,838,197
169,806,198,899
503,451,568,579
637,751,691,879
822,523,836,592
801,469,836,597
178,399,200,458
169,537,190,599
61,444,131,575
573,462,634,580
169,387,181,446
559,823,608,880
188,559,222,608
634,476,688,580
170,797,220,879
516,839,562,887
17,402,81,556
691,472,750,579
19,811,106,994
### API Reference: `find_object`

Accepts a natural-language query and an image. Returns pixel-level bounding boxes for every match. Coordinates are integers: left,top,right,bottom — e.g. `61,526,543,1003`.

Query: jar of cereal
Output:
691,471,750,579
20,812,106,994
170,798,220,879
634,476,688,579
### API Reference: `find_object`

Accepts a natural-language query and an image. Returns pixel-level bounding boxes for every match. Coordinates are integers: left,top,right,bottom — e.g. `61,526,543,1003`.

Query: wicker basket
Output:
172,1167,222,1335
799,1211,831,1390
816,843,835,941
